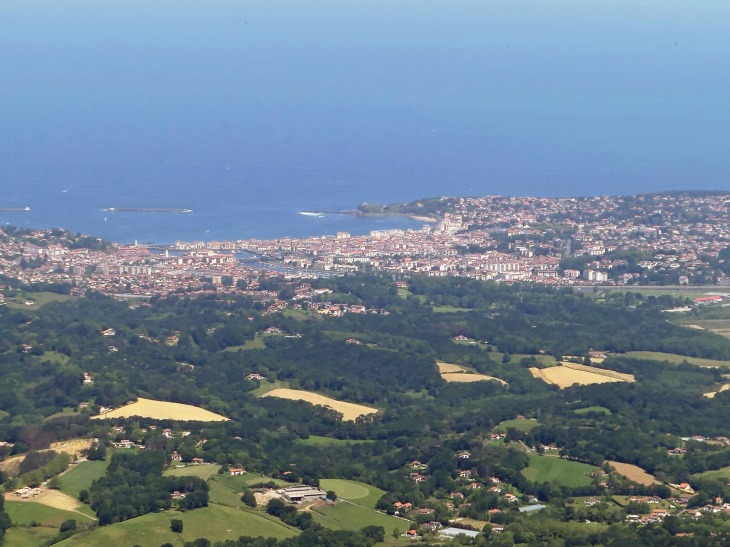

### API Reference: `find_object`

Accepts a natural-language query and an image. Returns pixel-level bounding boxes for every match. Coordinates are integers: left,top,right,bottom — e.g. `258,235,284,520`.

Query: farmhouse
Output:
102,328,116,336
246,373,265,380
229,468,245,476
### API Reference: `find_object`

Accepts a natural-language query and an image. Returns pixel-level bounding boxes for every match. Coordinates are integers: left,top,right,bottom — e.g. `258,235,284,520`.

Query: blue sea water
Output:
1,0,729,244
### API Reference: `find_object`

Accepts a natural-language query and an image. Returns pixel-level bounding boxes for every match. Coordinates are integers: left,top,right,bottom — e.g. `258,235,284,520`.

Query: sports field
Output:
260,389,377,421
310,501,406,531
54,505,298,547
92,397,229,421
530,363,634,388
520,454,597,487
59,460,110,497
608,461,659,485
319,479,386,509
627,351,730,368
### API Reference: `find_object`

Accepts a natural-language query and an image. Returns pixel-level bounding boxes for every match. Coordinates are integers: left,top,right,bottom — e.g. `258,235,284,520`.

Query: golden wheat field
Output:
530,364,634,388
608,461,660,485
92,398,229,422
437,362,508,385
260,389,377,421
704,384,730,398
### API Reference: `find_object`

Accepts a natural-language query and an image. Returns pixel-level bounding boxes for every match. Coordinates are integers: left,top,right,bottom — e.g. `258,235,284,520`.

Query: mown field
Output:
520,454,598,487
608,461,659,485
310,501,406,532
319,479,385,509
163,464,221,480
530,364,634,388
495,418,540,432
55,505,298,547
92,397,229,421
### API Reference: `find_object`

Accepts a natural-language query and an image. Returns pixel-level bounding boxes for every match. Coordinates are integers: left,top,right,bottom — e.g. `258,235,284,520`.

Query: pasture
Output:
299,435,373,446
694,466,730,481
59,460,111,497
92,397,229,421
495,418,539,432
574,406,612,415
319,479,385,509
5,292,77,310
311,500,406,531
626,351,730,368
608,461,659,485
221,334,266,352
4,500,95,527
520,455,597,487
260,389,377,421
55,505,298,547
3,526,58,547
163,464,221,480
529,363,634,388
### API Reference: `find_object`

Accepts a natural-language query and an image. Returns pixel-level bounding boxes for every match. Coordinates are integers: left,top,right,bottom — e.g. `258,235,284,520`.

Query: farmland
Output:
5,292,78,310
310,500,406,531
436,361,507,384
529,363,634,388
319,479,385,509
521,454,598,487
260,389,377,421
299,435,373,446
626,351,730,368
3,526,59,547
59,460,111,497
4,500,95,527
91,397,229,421
54,505,298,547
495,417,540,432
608,461,660,485
163,463,221,479
221,334,266,352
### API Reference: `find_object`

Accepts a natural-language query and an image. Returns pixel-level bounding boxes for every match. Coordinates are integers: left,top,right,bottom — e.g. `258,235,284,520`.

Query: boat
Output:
103,208,192,213
0,207,30,212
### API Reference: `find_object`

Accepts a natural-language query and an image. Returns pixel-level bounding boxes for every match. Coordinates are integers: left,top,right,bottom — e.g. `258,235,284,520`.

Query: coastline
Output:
300,210,438,223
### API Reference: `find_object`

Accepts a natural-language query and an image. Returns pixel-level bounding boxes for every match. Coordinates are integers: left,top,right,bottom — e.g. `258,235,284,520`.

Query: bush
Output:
241,489,256,508
171,519,183,533
327,490,337,501
60,519,77,533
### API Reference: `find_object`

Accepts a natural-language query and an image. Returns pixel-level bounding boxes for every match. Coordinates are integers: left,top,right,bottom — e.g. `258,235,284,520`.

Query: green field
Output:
3,525,59,547
5,501,95,527
250,379,290,397
434,306,472,313
55,505,298,547
311,501,406,531
520,454,598,487
281,309,310,321
495,418,540,432
59,460,111,497
625,351,730,368
319,479,385,509
6,292,78,309
221,335,266,352
299,435,373,447
211,472,287,491
41,351,70,364
574,406,612,415
693,466,730,481
163,464,221,480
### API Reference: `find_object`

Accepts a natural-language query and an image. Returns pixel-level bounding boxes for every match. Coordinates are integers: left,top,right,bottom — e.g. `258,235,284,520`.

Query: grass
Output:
6,292,77,310
625,351,730,368
319,479,385,509
208,478,247,507
433,306,472,313
397,288,411,298
694,466,730,481
574,406,612,415
3,526,59,547
281,309,310,321
55,505,298,547
163,464,221,480
45,408,79,422
59,460,111,497
311,501,406,531
520,454,598,487
5,501,95,527
221,334,267,352
495,418,540,432
211,472,287,491
41,351,70,364
250,379,290,397
299,436,373,446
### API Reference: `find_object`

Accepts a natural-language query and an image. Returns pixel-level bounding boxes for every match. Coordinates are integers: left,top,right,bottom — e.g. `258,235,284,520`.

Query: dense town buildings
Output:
3,192,730,299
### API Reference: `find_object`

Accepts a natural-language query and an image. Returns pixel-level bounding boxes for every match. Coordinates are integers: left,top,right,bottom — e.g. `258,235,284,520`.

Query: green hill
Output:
521,454,598,487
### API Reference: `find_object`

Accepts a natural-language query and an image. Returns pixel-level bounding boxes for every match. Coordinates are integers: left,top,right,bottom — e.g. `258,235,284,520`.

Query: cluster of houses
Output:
12,486,44,499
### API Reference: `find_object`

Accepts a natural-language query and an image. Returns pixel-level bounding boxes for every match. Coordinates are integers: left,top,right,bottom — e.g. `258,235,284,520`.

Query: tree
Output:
241,489,256,508
171,519,183,533
392,527,400,539
326,490,337,501
48,475,61,489
59,519,77,533
78,489,89,503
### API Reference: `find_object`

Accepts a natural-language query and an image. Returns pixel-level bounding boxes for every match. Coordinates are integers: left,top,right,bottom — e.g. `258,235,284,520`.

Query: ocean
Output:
1,0,729,244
